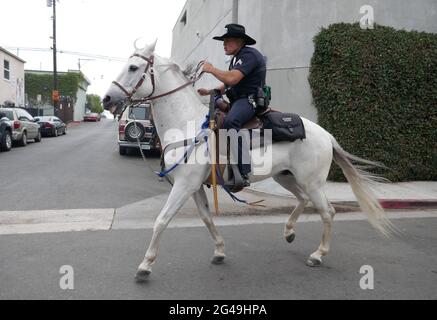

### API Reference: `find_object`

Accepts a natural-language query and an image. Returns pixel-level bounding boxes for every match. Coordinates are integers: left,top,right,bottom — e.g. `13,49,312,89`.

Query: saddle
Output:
205,108,266,193
205,107,306,193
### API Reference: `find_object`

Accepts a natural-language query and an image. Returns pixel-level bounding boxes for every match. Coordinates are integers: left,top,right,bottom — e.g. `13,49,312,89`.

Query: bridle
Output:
112,53,156,101
112,53,205,105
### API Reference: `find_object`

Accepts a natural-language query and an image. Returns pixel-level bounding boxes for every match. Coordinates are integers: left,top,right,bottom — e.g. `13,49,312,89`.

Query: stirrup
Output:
225,164,249,193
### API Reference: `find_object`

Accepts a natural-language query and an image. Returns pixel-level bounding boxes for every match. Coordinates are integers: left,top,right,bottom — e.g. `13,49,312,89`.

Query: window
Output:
3,111,14,120
16,108,32,121
4,59,10,80
180,10,187,26
129,106,150,120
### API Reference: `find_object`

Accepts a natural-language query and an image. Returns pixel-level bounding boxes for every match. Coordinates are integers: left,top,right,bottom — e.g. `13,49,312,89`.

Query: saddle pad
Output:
261,111,306,142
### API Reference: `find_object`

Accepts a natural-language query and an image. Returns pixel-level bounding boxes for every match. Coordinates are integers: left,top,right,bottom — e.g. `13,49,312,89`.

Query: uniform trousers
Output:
222,98,255,175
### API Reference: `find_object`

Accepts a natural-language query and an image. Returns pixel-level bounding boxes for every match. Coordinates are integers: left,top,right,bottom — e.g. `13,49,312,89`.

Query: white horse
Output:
103,41,396,281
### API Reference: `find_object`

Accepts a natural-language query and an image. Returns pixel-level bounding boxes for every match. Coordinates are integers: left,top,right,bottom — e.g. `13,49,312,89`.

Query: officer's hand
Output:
197,88,211,96
202,62,214,74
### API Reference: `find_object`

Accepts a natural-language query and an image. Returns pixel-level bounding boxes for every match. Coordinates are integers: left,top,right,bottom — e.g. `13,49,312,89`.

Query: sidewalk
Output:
1,181,436,236
248,179,437,209
66,121,81,128
111,179,437,231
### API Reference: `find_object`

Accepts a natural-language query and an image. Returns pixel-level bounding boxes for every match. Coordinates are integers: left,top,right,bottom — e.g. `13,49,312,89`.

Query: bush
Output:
309,23,437,182
25,72,85,106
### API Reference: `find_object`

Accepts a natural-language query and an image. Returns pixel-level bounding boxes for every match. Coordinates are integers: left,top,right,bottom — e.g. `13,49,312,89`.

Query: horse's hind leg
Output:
136,181,197,281
273,174,308,244
304,185,336,267
192,186,226,264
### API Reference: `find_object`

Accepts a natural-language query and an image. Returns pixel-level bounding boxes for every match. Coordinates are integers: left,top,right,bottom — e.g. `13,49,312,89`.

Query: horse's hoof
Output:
211,256,225,265
135,269,151,282
285,233,296,244
306,257,322,267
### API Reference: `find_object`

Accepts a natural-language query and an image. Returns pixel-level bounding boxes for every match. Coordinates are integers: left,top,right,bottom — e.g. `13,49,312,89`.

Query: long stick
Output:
209,93,219,216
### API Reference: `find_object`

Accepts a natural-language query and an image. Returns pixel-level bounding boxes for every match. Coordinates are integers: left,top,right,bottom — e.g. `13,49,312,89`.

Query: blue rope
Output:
156,142,195,178
215,164,248,204
158,113,249,205
201,114,210,130
156,114,210,178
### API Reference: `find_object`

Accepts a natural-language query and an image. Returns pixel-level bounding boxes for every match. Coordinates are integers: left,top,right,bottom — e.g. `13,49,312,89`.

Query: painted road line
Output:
0,209,115,235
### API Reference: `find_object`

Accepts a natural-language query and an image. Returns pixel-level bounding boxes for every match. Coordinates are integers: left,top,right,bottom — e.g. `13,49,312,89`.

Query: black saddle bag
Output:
261,111,306,142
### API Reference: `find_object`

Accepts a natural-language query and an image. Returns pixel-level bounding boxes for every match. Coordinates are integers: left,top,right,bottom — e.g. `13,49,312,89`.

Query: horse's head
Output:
103,39,158,115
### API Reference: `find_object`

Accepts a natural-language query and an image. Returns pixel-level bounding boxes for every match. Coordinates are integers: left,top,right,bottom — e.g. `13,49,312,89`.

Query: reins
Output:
113,53,205,105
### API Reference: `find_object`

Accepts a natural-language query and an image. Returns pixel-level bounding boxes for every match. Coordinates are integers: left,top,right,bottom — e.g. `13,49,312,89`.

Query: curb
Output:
379,199,437,209
67,121,81,128
331,199,437,210
246,189,437,210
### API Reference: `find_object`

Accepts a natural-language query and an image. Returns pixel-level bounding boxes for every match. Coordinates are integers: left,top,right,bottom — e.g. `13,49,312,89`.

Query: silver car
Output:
0,107,42,146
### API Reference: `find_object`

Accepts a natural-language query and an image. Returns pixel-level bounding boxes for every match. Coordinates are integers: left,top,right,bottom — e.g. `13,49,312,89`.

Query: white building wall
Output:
0,48,25,107
171,0,437,122
74,84,88,122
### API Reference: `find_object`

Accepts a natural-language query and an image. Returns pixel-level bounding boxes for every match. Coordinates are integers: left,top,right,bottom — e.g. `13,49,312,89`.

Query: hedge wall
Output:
309,23,437,182
25,72,84,106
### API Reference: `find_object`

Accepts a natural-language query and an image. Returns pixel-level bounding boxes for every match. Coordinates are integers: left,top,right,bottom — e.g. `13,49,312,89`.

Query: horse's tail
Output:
329,135,399,237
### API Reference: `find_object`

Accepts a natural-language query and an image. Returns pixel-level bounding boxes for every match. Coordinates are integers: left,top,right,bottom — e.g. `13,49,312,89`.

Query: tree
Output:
86,94,104,114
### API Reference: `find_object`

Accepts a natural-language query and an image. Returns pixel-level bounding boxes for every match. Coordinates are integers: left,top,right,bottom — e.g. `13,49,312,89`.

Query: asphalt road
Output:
0,216,436,300
0,120,170,211
1,119,436,302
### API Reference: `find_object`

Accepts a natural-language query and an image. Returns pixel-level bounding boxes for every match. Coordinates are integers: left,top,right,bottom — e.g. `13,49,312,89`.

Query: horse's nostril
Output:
103,95,111,103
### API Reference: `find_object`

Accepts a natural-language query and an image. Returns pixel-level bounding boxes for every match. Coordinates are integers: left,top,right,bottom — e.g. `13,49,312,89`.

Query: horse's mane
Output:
158,56,202,83
181,63,199,80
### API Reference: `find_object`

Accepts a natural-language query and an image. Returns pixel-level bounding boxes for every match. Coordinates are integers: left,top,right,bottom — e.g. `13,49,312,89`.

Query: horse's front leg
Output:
135,180,199,281
193,186,226,264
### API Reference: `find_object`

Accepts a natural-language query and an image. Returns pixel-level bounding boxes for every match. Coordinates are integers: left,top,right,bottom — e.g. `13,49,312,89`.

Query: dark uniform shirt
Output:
226,46,266,102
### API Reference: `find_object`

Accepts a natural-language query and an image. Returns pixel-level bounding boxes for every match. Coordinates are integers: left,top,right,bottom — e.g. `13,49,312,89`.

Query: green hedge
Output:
309,23,437,182
25,72,84,106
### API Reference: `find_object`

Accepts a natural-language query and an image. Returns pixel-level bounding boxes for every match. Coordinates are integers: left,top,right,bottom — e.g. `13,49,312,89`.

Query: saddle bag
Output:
261,111,306,142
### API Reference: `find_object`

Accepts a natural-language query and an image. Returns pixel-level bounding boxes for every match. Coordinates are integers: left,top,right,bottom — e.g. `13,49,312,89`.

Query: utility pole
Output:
48,0,59,109
232,0,239,23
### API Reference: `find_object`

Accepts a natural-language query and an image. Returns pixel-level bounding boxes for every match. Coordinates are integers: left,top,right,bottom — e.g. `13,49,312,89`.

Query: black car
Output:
35,116,67,137
0,112,12,152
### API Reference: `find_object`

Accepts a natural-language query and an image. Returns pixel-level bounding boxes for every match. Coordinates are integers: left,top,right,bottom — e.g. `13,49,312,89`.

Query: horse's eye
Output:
129,65,139,72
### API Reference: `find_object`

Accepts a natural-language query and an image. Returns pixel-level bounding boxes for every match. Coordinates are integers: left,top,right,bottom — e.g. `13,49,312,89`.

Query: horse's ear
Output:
149,38,158,52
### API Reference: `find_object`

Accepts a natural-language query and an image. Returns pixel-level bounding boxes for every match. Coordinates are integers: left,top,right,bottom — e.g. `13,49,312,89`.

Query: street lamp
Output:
47,0,59,110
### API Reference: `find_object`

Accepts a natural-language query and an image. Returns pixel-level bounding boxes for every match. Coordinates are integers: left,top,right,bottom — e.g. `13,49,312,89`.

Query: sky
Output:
1,0,187,97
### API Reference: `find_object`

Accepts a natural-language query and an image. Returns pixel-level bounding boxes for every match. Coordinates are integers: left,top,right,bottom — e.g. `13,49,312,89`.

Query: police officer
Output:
198,24,266,187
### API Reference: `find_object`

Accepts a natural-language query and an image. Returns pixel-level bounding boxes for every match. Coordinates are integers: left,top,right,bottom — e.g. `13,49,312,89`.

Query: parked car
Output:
0,107,41,146
35,116,67,137
84,113,101,122
118,103,160,155
0,112,13,152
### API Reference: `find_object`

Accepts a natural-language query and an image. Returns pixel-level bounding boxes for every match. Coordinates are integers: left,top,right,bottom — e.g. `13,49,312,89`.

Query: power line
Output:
4,46,127,62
